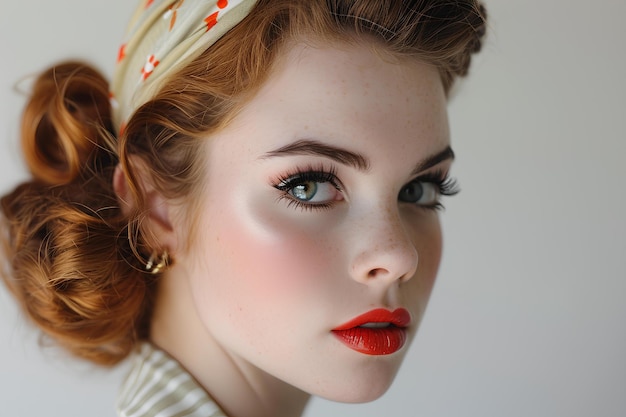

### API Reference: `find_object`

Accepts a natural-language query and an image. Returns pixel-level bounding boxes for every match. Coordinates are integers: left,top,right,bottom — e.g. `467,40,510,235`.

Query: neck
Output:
150,267,310,417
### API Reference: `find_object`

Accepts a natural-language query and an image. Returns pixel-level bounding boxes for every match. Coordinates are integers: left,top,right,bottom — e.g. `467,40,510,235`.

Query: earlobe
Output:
112,161,178,253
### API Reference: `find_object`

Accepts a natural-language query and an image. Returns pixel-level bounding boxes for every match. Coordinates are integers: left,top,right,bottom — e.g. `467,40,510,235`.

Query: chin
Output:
309,356,404,404
321,378,395,404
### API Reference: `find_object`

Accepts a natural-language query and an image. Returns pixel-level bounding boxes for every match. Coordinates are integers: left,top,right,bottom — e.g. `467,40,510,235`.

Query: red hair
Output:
1,0,487,365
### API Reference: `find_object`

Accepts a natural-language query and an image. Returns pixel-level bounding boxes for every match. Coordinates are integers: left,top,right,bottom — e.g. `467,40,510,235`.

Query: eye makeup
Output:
400,170,460,211
272,164,343,211
271,164,459,212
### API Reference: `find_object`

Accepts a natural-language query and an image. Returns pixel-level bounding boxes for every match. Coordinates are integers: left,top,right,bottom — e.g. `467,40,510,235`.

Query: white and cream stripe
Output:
117,343,226,417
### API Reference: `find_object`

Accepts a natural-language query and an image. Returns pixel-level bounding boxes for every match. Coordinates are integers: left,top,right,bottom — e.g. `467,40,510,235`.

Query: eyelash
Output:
272,165,342,211
413,170,461,211
271,166,460,212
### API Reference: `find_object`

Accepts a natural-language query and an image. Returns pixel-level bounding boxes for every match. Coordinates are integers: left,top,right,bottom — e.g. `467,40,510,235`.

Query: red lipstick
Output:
332,308,411,355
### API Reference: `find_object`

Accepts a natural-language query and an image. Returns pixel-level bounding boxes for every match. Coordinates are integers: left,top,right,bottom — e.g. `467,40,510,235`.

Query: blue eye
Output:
289,181,338,203
290,182,318,201
399,181,439,205
274,169,343,209
399,173,460,210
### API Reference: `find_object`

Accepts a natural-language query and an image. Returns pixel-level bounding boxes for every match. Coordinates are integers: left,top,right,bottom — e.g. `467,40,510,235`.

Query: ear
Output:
113,160,178,254
113,164,134,217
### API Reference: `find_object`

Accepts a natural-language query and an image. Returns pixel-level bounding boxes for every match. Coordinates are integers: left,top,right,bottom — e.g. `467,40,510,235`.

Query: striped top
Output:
117,343,227,417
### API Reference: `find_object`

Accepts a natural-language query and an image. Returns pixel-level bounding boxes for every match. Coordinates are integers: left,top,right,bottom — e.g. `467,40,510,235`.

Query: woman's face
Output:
171,41,452,402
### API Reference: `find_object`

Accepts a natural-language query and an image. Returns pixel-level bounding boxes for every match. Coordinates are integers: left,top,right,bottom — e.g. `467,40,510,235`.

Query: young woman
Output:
1,1,487,416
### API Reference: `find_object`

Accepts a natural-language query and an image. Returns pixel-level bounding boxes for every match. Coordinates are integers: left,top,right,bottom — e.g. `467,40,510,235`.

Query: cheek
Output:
406,214,443,307
189,196,338,333
221,229,323,299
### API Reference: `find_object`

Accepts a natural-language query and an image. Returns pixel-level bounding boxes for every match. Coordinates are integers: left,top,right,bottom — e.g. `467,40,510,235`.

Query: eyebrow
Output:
411,146,455,175
262,139,454,174
262,139,370,171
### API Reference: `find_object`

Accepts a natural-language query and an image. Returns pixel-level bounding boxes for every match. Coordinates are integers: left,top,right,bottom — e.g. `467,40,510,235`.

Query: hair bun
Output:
21,62,113,185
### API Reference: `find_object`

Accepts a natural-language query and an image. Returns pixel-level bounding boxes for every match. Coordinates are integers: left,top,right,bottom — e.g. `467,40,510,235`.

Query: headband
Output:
110,0,258,134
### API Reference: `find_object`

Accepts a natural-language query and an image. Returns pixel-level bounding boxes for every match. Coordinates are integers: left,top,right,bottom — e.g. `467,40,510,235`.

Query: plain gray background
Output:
1,1,625,416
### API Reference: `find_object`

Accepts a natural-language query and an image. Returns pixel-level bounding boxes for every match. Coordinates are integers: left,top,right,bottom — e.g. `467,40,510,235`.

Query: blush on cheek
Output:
221,211,334,299
196,203,339,357
202,196,341,328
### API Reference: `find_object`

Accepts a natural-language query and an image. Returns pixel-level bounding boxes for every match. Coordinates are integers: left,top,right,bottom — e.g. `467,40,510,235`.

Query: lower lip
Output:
332,326,407,355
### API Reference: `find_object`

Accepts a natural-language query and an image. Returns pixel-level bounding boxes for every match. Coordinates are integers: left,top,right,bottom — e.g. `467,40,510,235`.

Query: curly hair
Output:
1,0,487,366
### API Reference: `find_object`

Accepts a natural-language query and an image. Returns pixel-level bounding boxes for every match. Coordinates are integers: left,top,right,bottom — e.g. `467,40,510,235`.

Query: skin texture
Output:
149,40,451,417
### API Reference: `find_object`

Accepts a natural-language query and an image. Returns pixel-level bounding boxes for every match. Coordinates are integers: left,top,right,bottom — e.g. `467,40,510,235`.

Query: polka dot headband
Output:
110,0,258,134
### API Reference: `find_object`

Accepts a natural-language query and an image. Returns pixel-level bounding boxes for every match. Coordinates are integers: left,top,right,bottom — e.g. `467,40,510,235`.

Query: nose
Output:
349,205,419,286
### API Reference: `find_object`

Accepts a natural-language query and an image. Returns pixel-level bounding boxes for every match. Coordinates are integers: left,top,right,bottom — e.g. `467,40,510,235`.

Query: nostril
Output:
367,268,386,279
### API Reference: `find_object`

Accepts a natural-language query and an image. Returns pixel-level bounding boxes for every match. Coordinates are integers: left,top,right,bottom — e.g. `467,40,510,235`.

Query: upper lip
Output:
332,308,411,331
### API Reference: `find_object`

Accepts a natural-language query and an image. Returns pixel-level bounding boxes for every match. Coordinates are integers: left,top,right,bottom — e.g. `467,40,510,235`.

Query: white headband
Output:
110,0,258,134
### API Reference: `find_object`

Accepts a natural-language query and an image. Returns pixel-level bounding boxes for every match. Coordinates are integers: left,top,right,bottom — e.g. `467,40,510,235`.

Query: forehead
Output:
214,40,450,159
270,39,445,104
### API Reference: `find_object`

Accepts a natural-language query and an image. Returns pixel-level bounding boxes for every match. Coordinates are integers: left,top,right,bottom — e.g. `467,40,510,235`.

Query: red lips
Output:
332,308,411,355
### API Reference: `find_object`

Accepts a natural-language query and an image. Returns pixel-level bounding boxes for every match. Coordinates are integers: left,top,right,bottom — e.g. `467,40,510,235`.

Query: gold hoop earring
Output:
145,250,169,274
